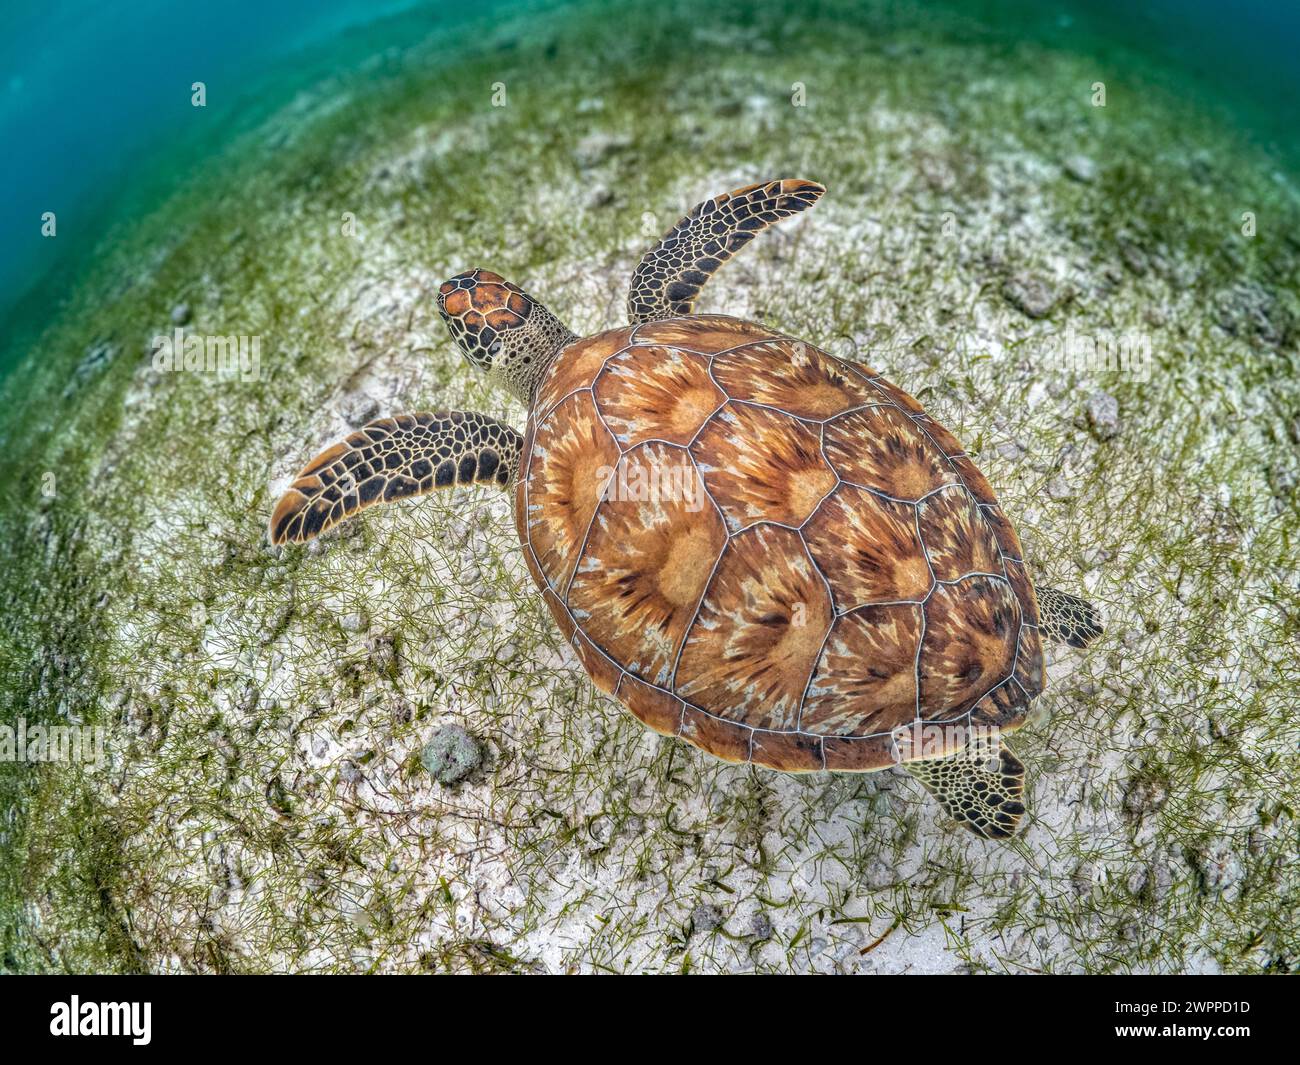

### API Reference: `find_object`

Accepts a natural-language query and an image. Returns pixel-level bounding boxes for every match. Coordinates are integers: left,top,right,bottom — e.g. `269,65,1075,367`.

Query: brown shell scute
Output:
675,523,833,731
918,576,1021,719
522,315,1042,774
617,673,685,737
534,325,634,420
690,403,836,531
633,314,774,353
824,405,962,500
917,485,1004,581
711,339,880,418
803,485,931,608
803,604,923,735
593,345,722,447
523,391,618,592
568,441,725,687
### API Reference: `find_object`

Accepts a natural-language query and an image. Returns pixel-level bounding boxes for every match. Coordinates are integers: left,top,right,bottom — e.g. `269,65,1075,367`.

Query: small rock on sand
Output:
1063,154,1097,183
421,724,483,785
341,393,380,427
1002,274,1058,319
1084,391,1120,439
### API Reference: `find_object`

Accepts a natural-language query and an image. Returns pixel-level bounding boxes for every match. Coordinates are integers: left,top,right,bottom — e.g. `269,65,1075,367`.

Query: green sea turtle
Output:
269,179,1102,839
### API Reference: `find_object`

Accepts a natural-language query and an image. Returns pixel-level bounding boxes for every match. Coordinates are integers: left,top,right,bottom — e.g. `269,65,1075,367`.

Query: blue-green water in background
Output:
0,0,520,366
1,0,1297,375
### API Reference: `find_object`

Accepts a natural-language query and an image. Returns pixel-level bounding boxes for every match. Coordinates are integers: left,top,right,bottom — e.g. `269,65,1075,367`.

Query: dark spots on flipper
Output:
302,500,331,537
906,737,1026,841
628,179,825,322
358,477,384,504
270,500,301,544
270,410,522,544
383,476,419,502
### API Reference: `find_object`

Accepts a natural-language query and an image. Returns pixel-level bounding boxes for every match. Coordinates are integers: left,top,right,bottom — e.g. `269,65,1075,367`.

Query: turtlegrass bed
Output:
1,0,1296,973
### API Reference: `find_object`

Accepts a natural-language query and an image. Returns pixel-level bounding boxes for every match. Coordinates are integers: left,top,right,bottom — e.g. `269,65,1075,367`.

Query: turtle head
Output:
437,269,575,402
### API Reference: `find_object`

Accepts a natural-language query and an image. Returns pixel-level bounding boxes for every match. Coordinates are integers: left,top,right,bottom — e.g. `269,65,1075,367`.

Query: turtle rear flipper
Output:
269,410,522,545
906,734,1027,840
628,178,824,323
1036,585,1103,648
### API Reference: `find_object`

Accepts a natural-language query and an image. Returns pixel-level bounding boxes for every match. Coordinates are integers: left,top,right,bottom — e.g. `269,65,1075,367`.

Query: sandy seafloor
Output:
1,0,1297,973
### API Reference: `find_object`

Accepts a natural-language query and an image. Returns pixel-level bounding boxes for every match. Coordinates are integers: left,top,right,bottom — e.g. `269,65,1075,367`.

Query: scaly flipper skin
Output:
906,735,1027,840
1036,585,1103,648
627,179,825,323
269,410,522,545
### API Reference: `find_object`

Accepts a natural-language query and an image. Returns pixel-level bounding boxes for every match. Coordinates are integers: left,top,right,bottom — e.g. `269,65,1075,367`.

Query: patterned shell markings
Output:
516,315,1044,773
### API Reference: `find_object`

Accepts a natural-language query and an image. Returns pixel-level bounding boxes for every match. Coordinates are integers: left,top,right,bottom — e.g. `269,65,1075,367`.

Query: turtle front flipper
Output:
906,733,1027,840
269,410,522,545
1036,585,1103,648
627,178,824,323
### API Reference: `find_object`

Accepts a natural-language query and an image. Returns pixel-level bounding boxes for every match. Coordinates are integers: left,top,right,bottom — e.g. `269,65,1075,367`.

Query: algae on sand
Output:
1,0,1297,973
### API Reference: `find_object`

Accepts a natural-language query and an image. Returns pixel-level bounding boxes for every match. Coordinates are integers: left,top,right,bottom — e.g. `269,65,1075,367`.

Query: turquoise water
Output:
0,0,512,366
1,0,1297,373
